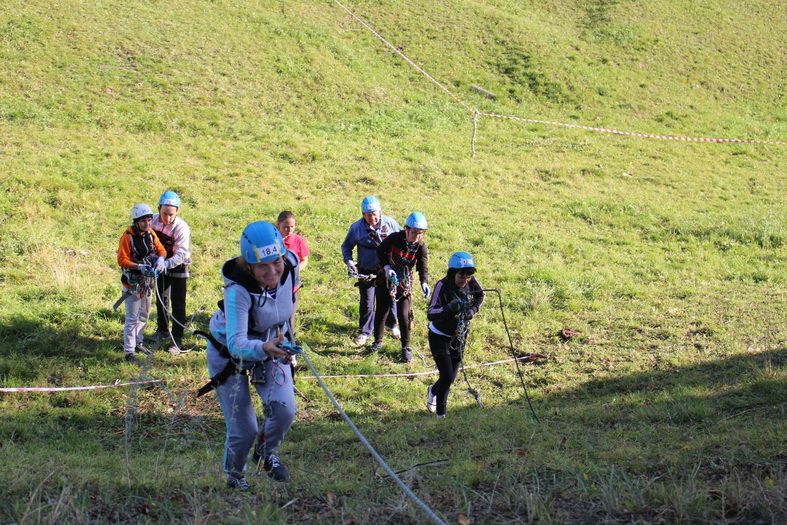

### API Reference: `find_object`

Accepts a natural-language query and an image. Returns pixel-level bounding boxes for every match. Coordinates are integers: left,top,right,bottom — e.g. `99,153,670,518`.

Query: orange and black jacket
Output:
117,225,166,278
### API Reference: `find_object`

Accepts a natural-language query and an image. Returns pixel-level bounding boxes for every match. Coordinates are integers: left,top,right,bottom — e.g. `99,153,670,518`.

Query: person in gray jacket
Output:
204,221,300,489
341,195,401,346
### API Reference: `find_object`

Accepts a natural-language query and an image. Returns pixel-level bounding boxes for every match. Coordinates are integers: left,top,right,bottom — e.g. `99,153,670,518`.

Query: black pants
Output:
357,267,397,336
429,331,461,416
156,275,187,341
373,288,411,348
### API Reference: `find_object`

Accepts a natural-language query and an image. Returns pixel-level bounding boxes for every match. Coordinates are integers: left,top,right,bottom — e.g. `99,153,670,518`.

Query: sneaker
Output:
389,326,401,339
227,475,250,491
426,386,436,413
353,333,369,346
135,343,152,355
124,353,137,363
263,454,289,482
167,341,181,355
436,413,446,420
401,347,413,363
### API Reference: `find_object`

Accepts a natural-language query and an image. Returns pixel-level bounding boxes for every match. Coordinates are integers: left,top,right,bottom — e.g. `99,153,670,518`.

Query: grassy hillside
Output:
1,0,785,523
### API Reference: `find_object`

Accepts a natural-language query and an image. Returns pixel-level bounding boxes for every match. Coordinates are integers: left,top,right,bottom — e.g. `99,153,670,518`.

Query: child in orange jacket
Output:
117,204,167,362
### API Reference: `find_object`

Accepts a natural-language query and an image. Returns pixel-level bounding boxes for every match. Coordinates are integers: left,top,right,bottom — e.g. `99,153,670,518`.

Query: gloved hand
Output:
421,282,430,298
446,298,463,312
346,260,357,276
137,263,151,274
385,266,398,287
155,257,167,274
464,308,476,320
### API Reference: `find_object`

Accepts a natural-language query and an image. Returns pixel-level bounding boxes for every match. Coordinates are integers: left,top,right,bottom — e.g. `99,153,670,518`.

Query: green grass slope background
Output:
0,0,785,523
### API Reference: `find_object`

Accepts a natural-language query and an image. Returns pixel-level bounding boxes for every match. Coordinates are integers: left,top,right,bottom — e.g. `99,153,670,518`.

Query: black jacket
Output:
427,274,484,336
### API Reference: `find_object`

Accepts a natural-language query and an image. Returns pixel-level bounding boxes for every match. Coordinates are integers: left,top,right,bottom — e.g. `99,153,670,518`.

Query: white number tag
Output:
254,243,281,260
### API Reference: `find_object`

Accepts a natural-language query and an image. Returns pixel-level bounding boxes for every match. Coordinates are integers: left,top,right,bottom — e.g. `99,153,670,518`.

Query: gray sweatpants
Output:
123,288,151,354
215,358,296,477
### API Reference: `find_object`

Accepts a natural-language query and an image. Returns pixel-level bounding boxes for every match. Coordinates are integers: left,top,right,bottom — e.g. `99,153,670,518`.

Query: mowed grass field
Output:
0,1,785,523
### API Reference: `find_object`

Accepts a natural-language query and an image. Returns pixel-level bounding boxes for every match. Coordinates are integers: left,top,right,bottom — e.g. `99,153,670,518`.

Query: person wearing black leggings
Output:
425,251,484,418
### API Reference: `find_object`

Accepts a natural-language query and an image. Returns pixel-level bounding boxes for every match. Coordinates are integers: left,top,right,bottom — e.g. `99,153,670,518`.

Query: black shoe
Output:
402,347,413,363
363,342,382,356
263,454,289,482
124,353,137,363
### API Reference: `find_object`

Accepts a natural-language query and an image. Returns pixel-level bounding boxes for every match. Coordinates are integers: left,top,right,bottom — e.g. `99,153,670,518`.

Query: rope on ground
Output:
301,355,540,379
333,0,786,147
0,379,163,393
299,343,448,525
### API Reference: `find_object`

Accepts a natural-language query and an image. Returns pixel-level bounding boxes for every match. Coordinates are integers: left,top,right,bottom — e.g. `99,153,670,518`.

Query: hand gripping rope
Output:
294,341,448,525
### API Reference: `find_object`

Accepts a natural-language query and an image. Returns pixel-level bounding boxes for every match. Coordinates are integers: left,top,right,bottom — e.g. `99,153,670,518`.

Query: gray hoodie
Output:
207,253,300,376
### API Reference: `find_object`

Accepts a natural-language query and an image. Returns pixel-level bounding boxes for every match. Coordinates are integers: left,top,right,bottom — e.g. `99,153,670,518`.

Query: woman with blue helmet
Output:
150,190,192,354
425,251,484,418
371,211,430,362
203,221,301,489
341,196,402,346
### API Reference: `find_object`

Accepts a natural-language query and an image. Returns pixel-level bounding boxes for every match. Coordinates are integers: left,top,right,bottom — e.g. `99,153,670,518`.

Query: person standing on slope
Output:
151,190,191,355
117,203,167,363
370,211,430,363
425,251,484,418
341,195,401,346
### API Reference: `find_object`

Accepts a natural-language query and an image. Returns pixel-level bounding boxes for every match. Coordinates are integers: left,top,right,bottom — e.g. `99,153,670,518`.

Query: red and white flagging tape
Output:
334,0,785,146
0,379,163,393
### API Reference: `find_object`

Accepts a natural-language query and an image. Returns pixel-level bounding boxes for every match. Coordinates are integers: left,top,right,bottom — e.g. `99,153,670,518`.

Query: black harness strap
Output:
194,330,242,397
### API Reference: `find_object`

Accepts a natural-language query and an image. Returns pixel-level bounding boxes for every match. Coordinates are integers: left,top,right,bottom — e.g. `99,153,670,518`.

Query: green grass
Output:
1,0,785,523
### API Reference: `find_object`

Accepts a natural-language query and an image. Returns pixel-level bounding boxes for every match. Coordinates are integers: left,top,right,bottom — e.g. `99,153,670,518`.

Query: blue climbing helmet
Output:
240,221,286,264
405,211,428,230
159,190,181,208
448,251,475,270
360,195,381,214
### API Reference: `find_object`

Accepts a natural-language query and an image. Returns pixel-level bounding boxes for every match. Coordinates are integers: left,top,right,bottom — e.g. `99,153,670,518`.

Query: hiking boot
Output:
135,343,152,355
353,333,369,346
401,347,413,363
227,475,250,491
167,341,182,355
426,385,436,413
263,454,289,482
389,325,401,339
124,353,137,363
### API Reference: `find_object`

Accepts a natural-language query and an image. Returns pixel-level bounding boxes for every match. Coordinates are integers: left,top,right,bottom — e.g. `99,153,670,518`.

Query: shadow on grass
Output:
1,343,784,523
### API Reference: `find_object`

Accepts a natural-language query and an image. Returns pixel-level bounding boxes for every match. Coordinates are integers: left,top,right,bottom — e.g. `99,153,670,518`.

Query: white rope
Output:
301,355,537,380
333,0,471,112
299,345,448,525
333,0,786,146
